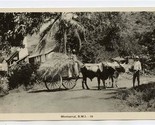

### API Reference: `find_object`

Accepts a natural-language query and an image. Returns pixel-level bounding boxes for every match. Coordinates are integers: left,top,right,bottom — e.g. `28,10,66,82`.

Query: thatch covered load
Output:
38,52,81,81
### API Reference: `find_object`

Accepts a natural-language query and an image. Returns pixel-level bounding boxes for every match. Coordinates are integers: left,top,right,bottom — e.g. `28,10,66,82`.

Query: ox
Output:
106,61,125,88
80,63,102,90
81,61,125,90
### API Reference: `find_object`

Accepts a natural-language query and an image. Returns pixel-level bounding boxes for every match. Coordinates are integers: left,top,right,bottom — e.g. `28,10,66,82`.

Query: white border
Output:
0,0,155,8
1,121,155,125
0,0,155,122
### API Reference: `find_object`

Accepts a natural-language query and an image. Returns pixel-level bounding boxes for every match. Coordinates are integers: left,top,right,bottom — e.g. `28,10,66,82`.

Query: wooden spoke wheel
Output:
45,74,62,91
62,77,78,90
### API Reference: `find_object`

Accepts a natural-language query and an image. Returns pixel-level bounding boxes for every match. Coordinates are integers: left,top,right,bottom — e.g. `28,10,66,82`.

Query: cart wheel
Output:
62,77,78,89
45,74,62,91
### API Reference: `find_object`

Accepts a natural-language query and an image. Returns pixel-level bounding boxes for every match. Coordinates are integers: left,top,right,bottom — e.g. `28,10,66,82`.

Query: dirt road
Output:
0,74,155,113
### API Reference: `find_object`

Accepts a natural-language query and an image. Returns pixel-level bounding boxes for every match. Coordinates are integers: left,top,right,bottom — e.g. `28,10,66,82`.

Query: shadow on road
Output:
28,85,128,93
98,87,128,100
91,86,127,91
68,96,91,100
28,88,68,93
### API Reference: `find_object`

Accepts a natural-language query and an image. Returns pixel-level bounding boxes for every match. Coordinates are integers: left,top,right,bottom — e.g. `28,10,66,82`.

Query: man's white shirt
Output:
133,61,142,71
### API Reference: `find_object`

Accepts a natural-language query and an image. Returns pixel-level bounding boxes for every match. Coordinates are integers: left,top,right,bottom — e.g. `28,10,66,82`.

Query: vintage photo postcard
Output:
0,8,155,120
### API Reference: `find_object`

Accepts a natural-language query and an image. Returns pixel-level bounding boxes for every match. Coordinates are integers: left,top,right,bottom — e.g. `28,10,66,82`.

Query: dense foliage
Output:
78,12,155,63
0,12,155,64
116,82,155,111
8,62,34,89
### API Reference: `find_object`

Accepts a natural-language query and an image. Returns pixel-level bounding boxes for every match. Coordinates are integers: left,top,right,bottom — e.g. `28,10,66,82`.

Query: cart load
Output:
38,52,82,90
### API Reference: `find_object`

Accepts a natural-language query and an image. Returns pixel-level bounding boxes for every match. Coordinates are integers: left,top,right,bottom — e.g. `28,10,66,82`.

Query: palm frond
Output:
69,20,85,32
34,12,86,55
61,13,85,32
40,13,62,41
60,13,86,51
34,14,62,54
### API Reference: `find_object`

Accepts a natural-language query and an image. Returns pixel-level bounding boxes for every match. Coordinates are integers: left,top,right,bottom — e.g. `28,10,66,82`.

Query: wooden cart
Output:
44,64,79,91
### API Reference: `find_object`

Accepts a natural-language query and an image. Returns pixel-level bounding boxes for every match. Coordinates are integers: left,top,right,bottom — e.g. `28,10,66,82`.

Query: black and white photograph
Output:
1,10,155,115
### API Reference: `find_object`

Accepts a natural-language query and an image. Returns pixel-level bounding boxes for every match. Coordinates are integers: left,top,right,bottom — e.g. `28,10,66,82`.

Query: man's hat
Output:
72,49,76,53
135,56,139,59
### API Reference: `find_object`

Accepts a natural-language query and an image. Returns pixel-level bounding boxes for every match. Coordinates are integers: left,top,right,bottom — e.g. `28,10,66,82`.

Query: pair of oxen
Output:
75,61,126,90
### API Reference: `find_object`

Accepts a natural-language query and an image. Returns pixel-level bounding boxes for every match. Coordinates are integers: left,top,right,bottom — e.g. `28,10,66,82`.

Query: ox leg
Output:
111,76,114,88
97,77,101,90
82,77,89,90
108,77,111,87
85,78,90,90
82,77,86,89
114,72,119,88
115,78,118,88
82,79,85,89
102,79,106,89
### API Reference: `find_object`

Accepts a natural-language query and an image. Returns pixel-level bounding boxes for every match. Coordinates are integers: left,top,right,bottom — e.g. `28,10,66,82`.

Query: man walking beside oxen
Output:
133,56,142,87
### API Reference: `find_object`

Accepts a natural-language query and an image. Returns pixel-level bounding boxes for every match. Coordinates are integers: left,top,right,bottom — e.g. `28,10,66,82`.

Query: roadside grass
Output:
115,82,155,111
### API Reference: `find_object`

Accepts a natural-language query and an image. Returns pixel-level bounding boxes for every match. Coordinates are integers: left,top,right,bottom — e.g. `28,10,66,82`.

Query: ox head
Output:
120,63,134,73
115,63,125,73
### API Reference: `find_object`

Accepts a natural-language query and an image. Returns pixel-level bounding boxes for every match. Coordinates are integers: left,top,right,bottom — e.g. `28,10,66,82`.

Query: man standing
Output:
68,49,79,77
133,56,142,87
71,49,79,77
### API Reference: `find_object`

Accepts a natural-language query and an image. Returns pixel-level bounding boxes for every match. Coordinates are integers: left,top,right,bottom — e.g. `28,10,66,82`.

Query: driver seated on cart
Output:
68,49,79,78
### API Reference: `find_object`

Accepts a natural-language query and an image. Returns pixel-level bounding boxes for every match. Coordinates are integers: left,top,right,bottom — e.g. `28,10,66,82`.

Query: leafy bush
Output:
116,82,155,111
116,89,132,100
126,91,144,107
8,62,34,89
0,77,9,96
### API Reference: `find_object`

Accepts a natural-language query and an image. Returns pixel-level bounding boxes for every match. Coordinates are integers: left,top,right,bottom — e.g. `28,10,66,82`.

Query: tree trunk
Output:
75,29,82,51
64,30,67,54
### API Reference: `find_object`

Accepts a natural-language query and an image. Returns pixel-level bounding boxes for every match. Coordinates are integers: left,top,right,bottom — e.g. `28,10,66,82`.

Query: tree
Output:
77,12,121,62
1,12,155,64
35,12,86,55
